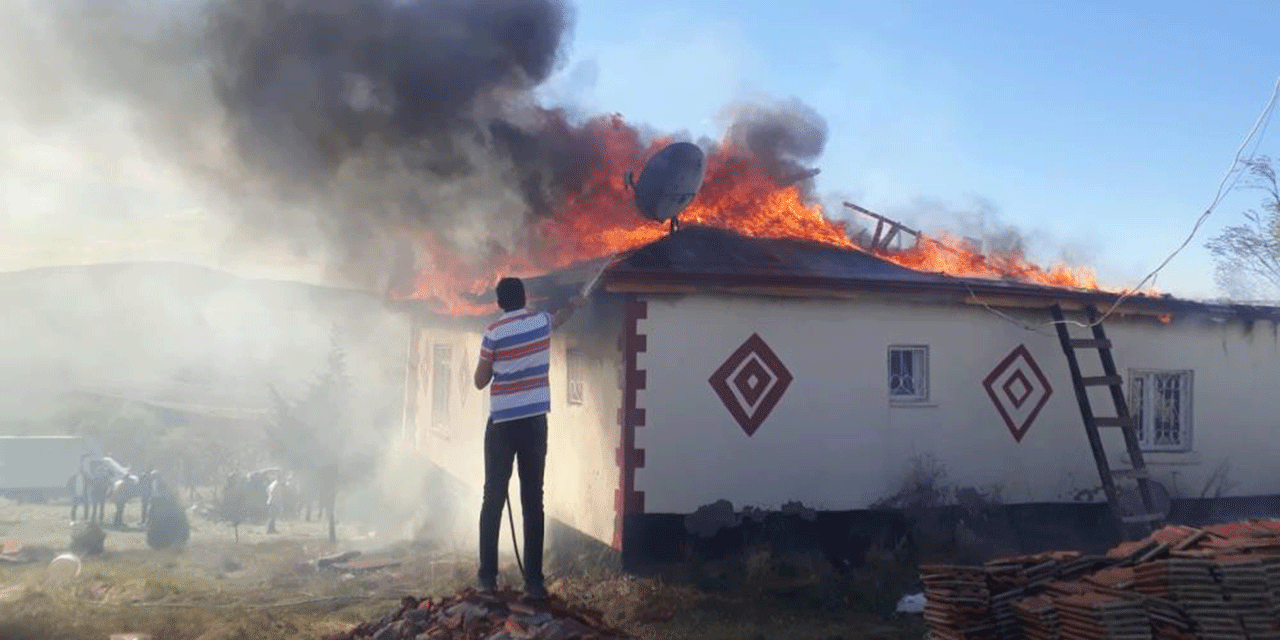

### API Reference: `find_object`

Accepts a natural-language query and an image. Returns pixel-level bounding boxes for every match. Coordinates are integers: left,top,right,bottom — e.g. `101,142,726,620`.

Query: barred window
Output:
566,350,584,405
431,344,453,429
889,346,929,402
1129,370,1192,452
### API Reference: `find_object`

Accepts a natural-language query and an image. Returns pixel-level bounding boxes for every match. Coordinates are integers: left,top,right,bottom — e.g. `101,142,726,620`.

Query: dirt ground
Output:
0,497,927,640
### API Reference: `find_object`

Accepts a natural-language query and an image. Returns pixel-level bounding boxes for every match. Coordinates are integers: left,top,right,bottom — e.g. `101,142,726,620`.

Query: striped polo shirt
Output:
481,308,553,424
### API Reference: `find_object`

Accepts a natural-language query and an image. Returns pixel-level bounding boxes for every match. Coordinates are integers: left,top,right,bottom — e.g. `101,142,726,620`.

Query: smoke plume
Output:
0,0,830,547
877,196,1100,269
716,99,828,198
2,0,829,290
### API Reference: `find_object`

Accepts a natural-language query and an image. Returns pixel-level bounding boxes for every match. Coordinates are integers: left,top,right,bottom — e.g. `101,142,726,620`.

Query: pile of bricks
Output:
323,588,635,640
920,519,1280,640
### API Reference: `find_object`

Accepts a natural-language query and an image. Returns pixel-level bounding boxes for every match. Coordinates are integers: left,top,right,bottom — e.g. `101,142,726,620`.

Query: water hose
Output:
506,492,523,577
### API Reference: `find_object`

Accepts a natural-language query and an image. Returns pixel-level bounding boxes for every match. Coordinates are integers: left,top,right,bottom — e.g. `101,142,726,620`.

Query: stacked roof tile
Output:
921,519,1280,640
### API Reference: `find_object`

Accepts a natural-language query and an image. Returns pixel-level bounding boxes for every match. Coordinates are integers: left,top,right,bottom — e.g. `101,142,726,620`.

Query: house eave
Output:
601,271,1280,323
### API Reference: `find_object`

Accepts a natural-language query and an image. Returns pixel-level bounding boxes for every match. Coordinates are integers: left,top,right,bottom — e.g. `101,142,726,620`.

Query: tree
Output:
146,487,191,550
58,395,167,470
1205,157,1280,300
262,327,376,542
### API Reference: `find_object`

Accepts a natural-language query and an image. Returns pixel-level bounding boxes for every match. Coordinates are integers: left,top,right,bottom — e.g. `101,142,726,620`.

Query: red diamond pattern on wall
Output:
983,344,1053,443
709,333,793,437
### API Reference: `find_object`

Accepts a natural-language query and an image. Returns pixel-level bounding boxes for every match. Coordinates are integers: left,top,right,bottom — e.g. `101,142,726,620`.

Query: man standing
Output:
473,277,583,599
138,470,156,526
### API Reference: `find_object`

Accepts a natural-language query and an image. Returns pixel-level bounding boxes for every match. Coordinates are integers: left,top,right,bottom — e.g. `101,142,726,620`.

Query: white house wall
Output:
635,293,1280,514
410,306,622,546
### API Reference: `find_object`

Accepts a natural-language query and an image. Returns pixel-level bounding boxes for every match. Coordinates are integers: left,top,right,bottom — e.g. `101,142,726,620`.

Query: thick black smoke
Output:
208,0,570,180
206,0,831,227
3,0,830,286
704,99,828,202
724,99,827,183
203,0,579,259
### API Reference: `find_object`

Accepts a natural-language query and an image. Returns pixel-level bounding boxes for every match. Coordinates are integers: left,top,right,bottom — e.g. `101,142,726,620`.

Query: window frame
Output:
430,343,454,432
1127,369,1193,453
888,345,930,403
566,349,585,406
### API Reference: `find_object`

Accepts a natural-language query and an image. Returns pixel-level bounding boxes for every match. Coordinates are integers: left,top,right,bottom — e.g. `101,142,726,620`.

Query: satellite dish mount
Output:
624,141,706,234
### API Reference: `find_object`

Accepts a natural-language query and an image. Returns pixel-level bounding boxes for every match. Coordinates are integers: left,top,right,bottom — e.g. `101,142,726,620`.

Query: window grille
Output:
1129,370,1192,452
889,346,929,402
567,350,584,405
431,344,453,429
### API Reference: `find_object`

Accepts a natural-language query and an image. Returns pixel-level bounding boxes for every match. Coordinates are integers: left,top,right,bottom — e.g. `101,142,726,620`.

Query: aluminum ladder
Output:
1049,303,1162,539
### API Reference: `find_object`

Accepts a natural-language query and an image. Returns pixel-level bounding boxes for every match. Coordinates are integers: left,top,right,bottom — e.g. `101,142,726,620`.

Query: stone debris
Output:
317,551,363,569
921,519,1280,640
0,583,26,603
0,538,35,564
324,587,635,640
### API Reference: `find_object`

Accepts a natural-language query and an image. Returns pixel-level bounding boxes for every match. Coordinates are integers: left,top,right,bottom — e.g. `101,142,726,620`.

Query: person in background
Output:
139,470,157,525
473,277,584,600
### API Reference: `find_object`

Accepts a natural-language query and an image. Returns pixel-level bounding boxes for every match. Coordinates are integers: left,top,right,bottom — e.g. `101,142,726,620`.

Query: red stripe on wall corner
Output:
614,295,647,552
612,488,645,513
616,447,646,469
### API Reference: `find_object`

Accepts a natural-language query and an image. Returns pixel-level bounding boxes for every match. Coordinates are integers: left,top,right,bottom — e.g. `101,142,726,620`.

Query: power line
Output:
964,75,1280,332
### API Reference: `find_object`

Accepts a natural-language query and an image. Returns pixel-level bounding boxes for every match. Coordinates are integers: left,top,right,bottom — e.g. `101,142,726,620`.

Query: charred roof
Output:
609,225,953,284
516,226,1280,323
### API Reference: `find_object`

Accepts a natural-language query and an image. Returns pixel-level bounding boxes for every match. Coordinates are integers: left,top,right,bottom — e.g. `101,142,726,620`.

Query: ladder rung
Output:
1112,468,1151,479
1095,417,1136,428
1070,338,1112,349
1121,512,1164,524
1081,375,1124,386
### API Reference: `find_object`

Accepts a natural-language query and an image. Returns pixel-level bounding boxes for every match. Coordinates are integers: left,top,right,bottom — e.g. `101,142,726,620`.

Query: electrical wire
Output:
961,75,1280,333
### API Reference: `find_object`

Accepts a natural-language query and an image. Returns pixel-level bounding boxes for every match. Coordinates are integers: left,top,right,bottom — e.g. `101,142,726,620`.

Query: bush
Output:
71,522,106,556
147,493,191,551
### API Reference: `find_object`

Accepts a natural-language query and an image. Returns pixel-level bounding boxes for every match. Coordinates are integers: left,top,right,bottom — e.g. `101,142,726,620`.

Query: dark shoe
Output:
478,575,497,594
522,582,548,601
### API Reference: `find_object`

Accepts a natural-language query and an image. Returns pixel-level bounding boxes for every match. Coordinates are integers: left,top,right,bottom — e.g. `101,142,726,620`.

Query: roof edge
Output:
602,270,1280,321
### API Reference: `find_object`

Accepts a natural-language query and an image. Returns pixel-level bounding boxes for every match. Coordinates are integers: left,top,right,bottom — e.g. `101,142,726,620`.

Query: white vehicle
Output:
0,436,102,503
95,456,129,479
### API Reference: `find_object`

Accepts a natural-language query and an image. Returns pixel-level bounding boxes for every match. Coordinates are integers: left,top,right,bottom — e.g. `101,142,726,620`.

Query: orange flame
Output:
883,233,1098,290
391,113,1113,315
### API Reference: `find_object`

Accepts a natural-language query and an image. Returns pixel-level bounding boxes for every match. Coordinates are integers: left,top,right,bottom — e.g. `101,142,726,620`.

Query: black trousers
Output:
478,413,548,587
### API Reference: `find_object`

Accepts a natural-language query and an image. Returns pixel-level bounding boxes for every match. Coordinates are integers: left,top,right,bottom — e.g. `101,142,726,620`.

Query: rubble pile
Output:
921,519,1280,640
324,588,635,640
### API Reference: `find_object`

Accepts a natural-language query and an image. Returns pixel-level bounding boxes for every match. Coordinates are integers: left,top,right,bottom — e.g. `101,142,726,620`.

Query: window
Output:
431,344,453,429
566,350,584,405
1129,370,1192,452
888,346,929,402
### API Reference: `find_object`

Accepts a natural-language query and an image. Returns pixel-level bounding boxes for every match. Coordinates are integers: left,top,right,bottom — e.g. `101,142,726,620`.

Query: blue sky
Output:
537,0,1280,299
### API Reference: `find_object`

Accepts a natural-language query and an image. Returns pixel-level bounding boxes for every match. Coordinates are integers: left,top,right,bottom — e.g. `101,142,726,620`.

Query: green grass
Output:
0,546,414,640
0,536,929,640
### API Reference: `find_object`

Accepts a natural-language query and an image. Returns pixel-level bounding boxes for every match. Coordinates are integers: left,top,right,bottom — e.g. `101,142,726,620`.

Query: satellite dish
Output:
625,141,706,232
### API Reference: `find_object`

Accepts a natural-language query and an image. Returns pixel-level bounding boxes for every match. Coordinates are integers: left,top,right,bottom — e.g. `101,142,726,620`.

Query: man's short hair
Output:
496,277,526,312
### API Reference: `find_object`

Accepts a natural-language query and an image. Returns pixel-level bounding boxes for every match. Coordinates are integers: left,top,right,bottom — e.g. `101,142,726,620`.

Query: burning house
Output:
396,221,1280,567
151,0,1273,565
